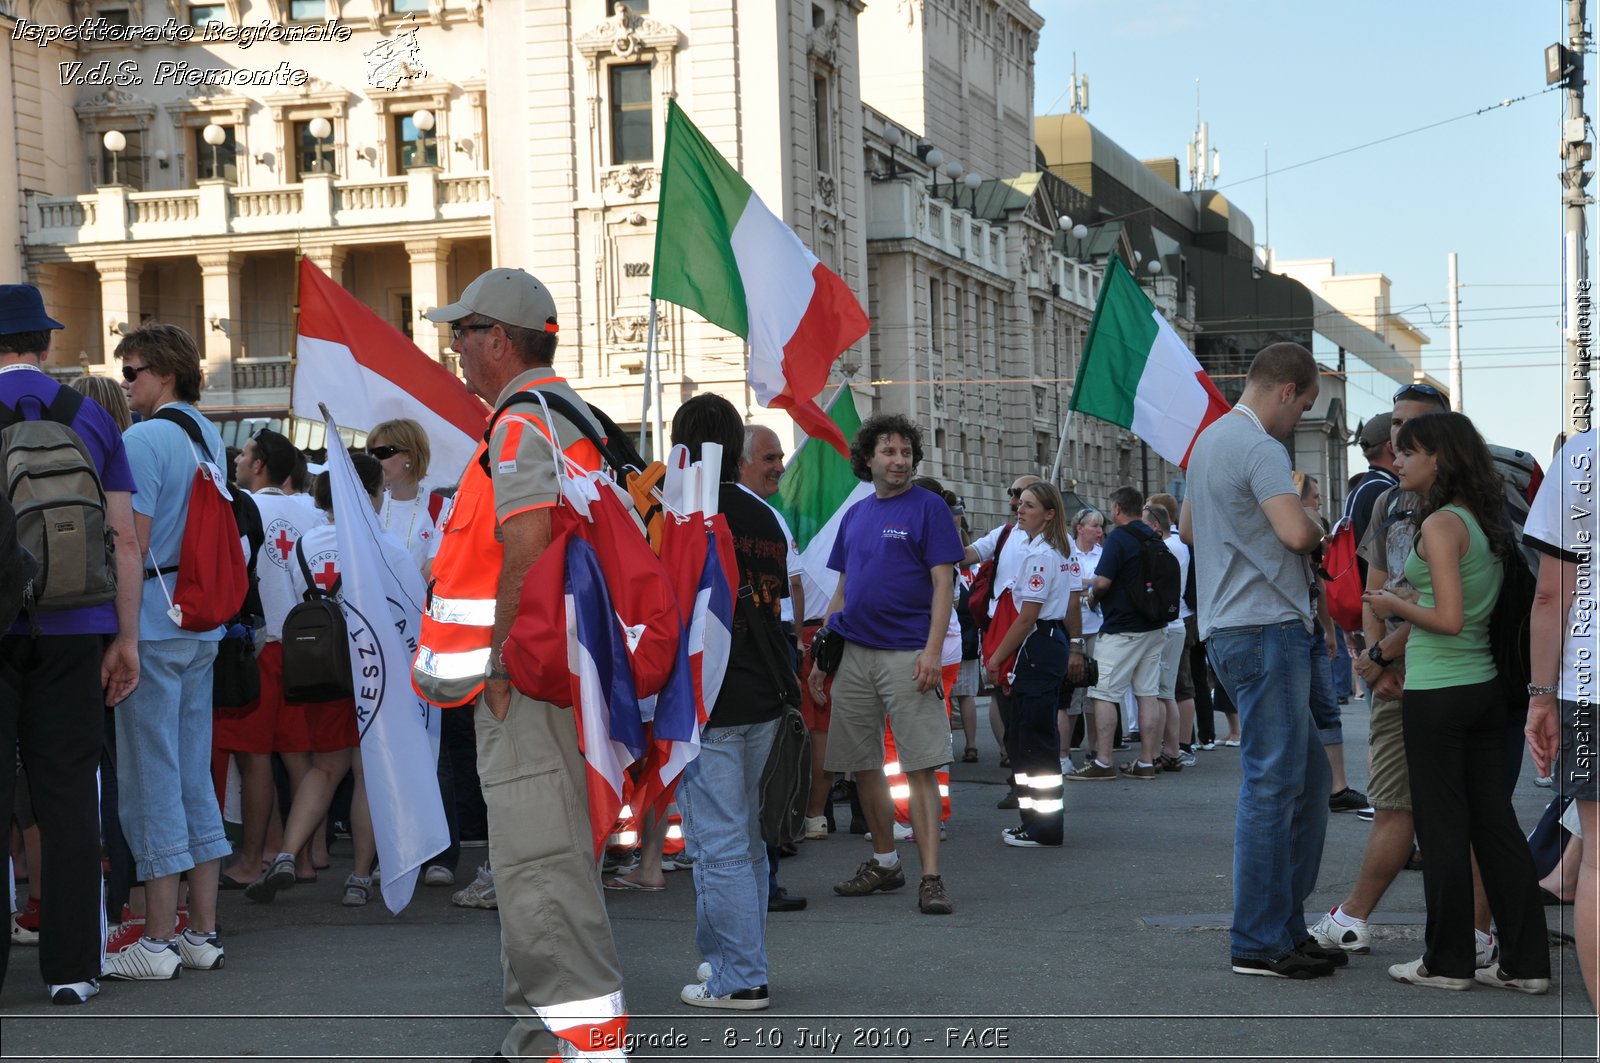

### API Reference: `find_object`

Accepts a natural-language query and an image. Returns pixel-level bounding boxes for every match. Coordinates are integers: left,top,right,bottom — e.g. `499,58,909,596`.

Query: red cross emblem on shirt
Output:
1027,573,1045,593
313,562,339,591
275,529,296,561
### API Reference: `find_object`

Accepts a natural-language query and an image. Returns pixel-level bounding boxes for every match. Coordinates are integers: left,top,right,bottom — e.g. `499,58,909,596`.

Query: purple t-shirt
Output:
826,485,965,651
1,366,136,637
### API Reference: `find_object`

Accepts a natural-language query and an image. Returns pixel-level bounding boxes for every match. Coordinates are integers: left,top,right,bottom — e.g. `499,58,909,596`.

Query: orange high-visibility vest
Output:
412,377,601,708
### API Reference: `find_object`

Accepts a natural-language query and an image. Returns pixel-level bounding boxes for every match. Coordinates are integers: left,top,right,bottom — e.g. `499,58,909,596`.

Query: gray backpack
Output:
0,387,116,611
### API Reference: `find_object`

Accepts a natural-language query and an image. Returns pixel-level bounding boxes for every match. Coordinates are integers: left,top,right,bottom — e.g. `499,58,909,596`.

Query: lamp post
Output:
411,108,435,167
963,171,982,212
941,159,963,204
102,130,126,185
881,125,902,179
202,123,226,179
921,146,945,197
308,116,332,174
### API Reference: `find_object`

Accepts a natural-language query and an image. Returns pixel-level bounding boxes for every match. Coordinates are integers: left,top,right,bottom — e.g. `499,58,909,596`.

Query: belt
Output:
1036,618,1067,632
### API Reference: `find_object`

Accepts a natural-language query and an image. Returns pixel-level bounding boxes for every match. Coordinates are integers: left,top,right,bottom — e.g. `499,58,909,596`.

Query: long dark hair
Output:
1394,412,1510,559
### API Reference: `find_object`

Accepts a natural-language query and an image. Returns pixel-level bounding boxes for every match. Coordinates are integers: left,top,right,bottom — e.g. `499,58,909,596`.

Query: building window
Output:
399,295,413,340
391,0,427,11
608,0,646,12
189,3,223,26
100,129,144,190
811,74,832,174
289,0,325,19
928,276,944,355
195,125,238,182
395,114,438,169
98,7,130,25
293,120,337,176
608,63,653,165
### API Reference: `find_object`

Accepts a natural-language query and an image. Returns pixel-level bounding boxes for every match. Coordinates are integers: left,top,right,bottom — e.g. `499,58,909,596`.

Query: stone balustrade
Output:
866,180,1010,278
232,358,293,391
24,167,492,246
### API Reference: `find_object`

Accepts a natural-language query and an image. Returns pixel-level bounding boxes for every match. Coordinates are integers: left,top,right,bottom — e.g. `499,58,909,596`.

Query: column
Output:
406,238,452,360
302,245,348,285
96,257,142,369
196,252,242,393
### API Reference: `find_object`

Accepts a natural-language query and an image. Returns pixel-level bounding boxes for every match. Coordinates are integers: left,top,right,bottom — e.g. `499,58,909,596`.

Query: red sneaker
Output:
105,917,146,955
14,896,40,933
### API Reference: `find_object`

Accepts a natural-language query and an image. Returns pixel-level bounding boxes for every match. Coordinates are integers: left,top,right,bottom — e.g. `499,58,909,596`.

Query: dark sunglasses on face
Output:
367,445,408,460
121,364,153,383
1007,488,1025,498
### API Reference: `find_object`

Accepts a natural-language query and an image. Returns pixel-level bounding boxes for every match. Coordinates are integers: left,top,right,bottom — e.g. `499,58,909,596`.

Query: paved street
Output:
3,697,1595,1062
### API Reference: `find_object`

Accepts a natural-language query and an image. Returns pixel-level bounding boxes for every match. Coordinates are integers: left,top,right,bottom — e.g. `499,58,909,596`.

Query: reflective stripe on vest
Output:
426,594,496,627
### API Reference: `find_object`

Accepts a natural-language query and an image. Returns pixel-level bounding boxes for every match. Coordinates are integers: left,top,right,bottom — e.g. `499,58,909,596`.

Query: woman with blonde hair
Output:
70,373,131,433
365,418,439,576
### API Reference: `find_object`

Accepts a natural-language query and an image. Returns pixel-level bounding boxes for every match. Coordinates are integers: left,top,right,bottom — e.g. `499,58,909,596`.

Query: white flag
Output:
322,408,449,913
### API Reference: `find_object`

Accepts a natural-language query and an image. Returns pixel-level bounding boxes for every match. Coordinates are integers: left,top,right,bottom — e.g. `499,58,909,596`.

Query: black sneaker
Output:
1294,941,1350,968
1329,787,1370,813
1231,951,1337,979
995,791,1020,810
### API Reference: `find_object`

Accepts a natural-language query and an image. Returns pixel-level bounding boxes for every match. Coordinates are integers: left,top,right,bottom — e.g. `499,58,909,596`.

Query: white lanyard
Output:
1233,403,1266,435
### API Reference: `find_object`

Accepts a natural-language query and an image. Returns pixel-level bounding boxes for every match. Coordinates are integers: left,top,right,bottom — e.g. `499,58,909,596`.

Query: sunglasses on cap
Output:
366,445,408,460
121,364,154,383
1393,382,1447,404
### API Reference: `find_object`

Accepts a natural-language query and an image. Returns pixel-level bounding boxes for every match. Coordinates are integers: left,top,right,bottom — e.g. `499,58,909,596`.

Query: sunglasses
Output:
1393,382,1446,403
450,322,495,339
1007,488,1025,498
366,445,408,460
121,364,154,383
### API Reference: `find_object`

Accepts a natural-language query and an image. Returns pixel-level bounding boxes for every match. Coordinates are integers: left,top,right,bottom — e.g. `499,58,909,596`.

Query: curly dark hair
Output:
1394,411,1511,559
849,413,923,482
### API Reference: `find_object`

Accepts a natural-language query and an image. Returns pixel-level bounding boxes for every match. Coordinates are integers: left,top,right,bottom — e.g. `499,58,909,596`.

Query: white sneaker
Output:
660,851,696,872
1388,957,1471,991
451,864,497,909
1535,774,1554,788
1476,932,1499,969
696,961,712,983
1474,962,1549,995
803,816,829,841
1177,750,1197,767
679,981,770,1010
103,938,182,981
11,913,38,948
423,865,455,887
49,979,99,1005
178,930,225,971
1309,908,1371,954
864,822,915,843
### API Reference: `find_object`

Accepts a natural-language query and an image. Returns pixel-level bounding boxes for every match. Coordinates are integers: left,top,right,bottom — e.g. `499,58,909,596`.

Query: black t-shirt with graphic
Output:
709,483,791,728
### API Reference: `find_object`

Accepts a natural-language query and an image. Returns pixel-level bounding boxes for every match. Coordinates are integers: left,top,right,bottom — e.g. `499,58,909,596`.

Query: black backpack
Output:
281,539,351,703
1130,527,1182,626
1488,542,1537,714
0,491,39,632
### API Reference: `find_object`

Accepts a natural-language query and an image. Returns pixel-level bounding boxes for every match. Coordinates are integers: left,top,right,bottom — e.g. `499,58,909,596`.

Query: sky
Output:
1031,0,1591,466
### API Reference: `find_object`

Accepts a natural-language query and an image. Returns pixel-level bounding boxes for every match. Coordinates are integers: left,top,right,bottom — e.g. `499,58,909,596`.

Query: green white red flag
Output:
1069,255,1230,468
773,387,871,613
651,100,868,457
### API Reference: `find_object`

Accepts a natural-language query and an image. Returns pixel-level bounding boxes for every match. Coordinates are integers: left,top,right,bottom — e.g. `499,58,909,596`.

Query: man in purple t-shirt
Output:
0,285,141,1006
807,413,963,915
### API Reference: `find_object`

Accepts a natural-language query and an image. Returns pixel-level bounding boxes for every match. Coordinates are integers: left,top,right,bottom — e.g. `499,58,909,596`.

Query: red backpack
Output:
1321,517,1363,634
149,410,249,633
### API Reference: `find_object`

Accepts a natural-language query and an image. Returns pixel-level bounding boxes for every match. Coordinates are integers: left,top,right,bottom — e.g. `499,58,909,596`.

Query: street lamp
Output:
941,159,963,204
411,108,435,167
202,123,226,179
102,130,126,185
920,145,945,197
881,124,902,179
308,116,332,174
963,170,982,212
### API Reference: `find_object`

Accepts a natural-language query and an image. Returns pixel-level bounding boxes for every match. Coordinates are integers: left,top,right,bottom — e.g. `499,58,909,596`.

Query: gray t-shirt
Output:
1185,411,1313,639
1356,484,1420,639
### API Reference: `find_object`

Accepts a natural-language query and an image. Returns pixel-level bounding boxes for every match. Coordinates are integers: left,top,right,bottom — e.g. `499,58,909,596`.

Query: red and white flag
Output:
293,258,487,484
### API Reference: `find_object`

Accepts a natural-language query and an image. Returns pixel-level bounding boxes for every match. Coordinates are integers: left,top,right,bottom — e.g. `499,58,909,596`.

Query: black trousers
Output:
427,704,485,872
1403,681,1549,979
1007,625,1068,845
0,634,107,989
1188,622,1216,743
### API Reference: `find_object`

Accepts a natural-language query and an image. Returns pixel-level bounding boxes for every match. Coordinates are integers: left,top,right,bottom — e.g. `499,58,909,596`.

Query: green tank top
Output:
1402,504,1501,691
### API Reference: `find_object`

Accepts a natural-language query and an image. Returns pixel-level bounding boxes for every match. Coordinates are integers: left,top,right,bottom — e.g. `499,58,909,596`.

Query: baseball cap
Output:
1356,412,1393,450
424,268,558,333
0,284,65,334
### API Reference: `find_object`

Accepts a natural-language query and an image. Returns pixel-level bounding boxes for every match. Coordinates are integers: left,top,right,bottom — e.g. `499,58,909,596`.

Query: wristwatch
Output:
1366,644,1393,668
1528,683,1559,696
487,647,511,682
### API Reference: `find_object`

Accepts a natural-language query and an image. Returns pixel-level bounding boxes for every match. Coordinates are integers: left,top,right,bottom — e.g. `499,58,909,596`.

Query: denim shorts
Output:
116,638,231,881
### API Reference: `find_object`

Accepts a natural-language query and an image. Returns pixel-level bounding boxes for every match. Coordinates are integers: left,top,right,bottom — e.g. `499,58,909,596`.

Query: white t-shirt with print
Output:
1523,430,1598,703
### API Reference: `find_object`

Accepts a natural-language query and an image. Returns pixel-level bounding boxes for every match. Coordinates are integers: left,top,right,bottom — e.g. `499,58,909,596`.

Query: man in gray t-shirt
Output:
1180,342,1333,981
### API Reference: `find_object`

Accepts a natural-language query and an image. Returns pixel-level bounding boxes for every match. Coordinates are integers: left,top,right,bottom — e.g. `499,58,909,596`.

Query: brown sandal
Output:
962,747,979,763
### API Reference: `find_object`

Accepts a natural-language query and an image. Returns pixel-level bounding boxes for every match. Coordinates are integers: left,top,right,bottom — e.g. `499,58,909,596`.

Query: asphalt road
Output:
3,695,1595,1062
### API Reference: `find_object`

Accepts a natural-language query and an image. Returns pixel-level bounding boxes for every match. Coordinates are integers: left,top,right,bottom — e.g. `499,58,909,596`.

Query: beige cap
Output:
425,268,558,333
1356,412,1393,450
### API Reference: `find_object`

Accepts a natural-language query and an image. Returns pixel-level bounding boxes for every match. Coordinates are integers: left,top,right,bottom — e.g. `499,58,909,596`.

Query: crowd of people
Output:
2,275,1595,1059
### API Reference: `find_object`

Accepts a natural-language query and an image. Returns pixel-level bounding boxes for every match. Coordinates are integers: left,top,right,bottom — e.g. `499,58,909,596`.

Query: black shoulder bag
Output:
737,587,811,847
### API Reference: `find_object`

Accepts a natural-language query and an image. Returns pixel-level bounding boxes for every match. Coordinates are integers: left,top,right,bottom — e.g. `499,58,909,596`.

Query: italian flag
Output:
773,387,872,616
293,258,488,485
1069,255,1230,468
651,100,869,457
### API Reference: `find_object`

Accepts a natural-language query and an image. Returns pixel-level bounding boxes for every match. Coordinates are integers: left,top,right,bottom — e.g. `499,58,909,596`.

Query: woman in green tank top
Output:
1361,412,1550,994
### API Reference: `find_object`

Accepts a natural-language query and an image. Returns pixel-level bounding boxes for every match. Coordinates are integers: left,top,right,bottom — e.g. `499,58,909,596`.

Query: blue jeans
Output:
1331,624,1354,701
1207,621,1331,960
677,719,778,995
116,638,230,881
1310,623,1342,746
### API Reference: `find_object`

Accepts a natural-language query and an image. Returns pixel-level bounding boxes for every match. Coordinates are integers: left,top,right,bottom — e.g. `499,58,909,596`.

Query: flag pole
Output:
289,248,303,441
640,305,655,461
647,301,664,460
1048,409,1076,484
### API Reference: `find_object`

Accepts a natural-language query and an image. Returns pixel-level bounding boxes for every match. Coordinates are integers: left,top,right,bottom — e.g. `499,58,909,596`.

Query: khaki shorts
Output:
1087,629,1165,703
1174,615,1198,701
824,642,953,774
1366,691,1411,812
1157,625,1187,700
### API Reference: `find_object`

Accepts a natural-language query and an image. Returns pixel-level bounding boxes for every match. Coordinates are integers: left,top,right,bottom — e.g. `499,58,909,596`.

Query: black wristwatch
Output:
1367,644,1393,668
